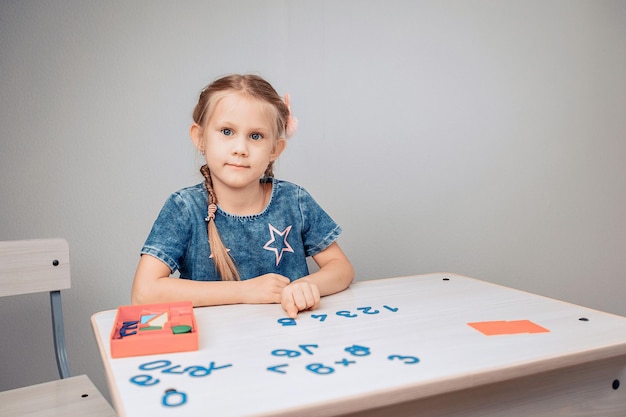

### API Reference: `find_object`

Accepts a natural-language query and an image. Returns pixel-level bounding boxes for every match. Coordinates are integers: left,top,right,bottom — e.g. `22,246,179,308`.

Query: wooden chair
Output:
0,238,116,417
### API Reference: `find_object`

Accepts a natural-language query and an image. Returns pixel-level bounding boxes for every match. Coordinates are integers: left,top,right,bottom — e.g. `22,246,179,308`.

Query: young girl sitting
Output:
131,74,354,318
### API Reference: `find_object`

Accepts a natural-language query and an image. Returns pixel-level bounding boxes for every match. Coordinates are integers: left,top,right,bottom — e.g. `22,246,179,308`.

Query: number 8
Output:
129,374,160,386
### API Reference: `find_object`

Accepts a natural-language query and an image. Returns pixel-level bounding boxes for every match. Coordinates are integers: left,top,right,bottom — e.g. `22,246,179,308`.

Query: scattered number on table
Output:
130,374,160,387
277,305,399,326
162,389,187,407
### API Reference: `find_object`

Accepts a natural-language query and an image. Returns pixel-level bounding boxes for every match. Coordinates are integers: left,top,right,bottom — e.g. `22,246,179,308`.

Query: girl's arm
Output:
131,254,290,307
281,242,354,318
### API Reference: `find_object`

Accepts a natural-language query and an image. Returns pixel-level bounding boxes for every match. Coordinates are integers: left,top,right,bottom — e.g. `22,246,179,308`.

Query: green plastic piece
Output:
171,325,192,334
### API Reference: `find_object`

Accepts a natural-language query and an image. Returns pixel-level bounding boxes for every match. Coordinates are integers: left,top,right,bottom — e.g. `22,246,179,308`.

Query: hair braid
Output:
200,164,240,281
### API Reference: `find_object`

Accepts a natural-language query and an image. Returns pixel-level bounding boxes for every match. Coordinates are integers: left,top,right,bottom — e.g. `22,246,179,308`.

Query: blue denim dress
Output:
141,178,342,281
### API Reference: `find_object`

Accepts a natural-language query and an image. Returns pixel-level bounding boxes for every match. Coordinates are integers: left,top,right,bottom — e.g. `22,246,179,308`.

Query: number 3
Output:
388,354,420,364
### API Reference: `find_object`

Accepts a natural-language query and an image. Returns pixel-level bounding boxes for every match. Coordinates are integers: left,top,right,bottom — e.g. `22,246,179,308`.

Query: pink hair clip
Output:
284,93,299,139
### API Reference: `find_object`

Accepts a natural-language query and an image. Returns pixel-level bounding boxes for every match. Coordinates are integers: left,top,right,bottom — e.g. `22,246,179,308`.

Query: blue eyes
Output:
220,128,263,141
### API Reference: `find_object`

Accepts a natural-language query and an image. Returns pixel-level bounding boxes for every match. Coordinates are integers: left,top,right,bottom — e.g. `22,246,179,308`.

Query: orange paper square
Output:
468,320,550,336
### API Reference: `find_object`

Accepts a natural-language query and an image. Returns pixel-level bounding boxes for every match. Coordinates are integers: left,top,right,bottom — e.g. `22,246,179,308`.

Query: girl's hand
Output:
281,280,321,318
241,273,290,304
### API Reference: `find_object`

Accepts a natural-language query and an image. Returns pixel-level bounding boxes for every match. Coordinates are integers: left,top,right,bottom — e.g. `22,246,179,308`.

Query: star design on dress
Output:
263,224,294,266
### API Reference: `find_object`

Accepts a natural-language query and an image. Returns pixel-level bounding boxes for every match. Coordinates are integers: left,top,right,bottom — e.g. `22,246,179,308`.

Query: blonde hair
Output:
193,74,290,281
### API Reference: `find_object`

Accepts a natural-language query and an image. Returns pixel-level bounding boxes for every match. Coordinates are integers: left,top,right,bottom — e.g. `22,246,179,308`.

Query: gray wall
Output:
1,0,625,401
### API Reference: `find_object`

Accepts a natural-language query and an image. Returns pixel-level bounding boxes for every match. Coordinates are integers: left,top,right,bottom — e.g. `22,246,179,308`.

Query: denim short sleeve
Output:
297,186,342,257
141,191,193,273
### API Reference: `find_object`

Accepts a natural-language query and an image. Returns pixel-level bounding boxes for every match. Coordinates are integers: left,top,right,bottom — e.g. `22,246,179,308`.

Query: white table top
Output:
91,273,626,417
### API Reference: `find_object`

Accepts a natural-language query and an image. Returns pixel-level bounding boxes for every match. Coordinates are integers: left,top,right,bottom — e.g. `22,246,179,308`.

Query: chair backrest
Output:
0,238,72,378
0,238,70,296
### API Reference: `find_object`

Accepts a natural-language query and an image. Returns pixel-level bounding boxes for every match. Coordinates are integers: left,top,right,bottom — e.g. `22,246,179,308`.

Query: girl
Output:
131,74,354,318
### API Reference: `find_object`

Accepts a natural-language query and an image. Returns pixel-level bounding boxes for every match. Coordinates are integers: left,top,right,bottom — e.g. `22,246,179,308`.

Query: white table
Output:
91,273,626,416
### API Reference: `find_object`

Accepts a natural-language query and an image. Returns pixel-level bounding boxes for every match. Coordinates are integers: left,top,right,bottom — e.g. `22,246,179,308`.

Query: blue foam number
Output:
129,374,160,387
345,344,371,357
277,318,297,326
183,362,232,377
139,360,172,371
271,349,301,358
162,389,187,407
120,321,139,338
356,306,380,315
298,344,319,355
388,354,420,364
161,365,186,374
306,363,335,375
